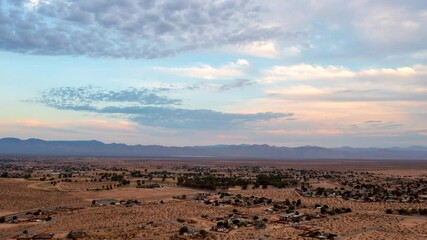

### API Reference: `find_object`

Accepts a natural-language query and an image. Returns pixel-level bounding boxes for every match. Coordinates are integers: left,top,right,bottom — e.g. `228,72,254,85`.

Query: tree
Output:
179,226,188,235
199,230,208,237
385,209,393,214
320,207,327,214
0,216,5,223
296,199,302,207
398,209,409,215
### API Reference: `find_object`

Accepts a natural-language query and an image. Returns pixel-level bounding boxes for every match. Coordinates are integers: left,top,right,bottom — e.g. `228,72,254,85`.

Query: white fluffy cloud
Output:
155,59,250,80
261,64,425,83
262,64,355,83
354,2,427,50
267,85,326,96
233,41,280,58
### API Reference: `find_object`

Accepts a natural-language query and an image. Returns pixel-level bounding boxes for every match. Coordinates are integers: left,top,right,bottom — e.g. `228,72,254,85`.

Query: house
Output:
280,212,305,222
255,222,266,229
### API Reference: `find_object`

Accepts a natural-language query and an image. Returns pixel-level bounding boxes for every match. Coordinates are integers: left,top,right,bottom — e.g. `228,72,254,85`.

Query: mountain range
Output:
0,138,427,160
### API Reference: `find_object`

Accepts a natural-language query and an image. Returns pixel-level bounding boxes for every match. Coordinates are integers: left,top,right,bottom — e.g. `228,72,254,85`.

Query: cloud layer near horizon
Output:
36,86,292,130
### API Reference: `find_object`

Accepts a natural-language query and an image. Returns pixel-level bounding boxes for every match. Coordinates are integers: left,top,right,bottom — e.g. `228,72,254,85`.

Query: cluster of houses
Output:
195,192,274,207
299,230,338,239
10,230,88,240
1,205,85,224
91,199,141,207
209,212,266,233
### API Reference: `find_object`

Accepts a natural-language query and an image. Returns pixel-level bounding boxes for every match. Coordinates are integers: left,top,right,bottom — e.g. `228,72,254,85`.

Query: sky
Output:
1,0,427,147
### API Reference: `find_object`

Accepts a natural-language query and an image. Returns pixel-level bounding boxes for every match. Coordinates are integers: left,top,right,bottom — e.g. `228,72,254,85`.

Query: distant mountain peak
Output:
0,138,426,160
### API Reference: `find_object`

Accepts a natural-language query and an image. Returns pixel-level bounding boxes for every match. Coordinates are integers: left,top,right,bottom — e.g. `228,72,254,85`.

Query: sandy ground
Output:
0,179,82,212
72,186,206,201
35,200,233,239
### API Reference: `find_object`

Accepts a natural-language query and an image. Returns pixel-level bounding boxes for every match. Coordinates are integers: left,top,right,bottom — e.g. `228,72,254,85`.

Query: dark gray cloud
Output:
53,104,291,130
37,86,291,130
0,0,297,58
104,106,290,130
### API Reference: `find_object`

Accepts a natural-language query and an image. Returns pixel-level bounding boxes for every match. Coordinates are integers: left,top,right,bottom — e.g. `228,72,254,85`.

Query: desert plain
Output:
0,157,426,240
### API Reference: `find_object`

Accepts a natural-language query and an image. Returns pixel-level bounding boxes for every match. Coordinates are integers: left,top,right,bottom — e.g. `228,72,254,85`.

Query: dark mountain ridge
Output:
0,138,426,160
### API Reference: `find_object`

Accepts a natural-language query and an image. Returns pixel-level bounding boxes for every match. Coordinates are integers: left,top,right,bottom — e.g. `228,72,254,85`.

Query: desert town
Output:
0,157,426,239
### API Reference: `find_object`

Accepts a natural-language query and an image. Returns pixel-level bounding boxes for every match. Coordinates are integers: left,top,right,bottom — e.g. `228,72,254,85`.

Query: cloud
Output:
126,107,290,130
268,85,326,96
263,0,427,56
24,0,47,9
261,64,425,83
51,105,291,130
262,64,356,83
359,67,416,78
261,63,427,103
20,119,138,132
267,85,427,102
233,41,280,58
351,120,404,130
155,59,250,79
218,79,255,91
354,2,427,51
0,0,290,58
264,129,344,136
38,86,181,107
262,120,405,137
412,49,427,59
282,45,302,57
1,1,427,59
37,86,291,130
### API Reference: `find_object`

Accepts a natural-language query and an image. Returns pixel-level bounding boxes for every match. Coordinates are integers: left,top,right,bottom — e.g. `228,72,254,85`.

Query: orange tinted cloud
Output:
264,129,345,136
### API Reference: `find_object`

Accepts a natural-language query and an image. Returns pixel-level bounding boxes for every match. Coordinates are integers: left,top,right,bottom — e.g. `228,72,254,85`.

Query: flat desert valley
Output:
0,157,426,239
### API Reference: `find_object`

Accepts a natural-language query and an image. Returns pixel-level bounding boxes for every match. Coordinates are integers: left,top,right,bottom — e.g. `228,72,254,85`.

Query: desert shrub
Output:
179,226,188,235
